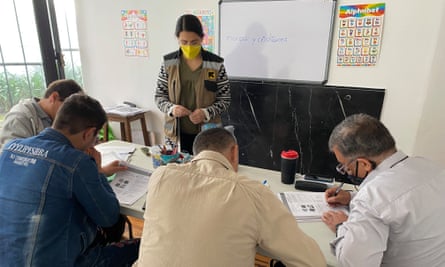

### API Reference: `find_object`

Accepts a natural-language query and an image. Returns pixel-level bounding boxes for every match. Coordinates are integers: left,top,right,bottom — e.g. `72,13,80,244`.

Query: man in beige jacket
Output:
136,127,326,267
0,79,83,148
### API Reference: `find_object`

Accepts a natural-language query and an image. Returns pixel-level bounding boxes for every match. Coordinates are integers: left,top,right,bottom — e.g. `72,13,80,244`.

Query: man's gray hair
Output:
193,127,237,155
328,113,395,159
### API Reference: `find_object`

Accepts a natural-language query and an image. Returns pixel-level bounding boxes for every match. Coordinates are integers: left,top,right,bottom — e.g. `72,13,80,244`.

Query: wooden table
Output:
103,111,151,146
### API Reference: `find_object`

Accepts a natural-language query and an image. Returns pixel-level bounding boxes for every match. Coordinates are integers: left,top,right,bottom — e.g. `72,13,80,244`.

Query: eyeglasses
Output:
336,159,357,175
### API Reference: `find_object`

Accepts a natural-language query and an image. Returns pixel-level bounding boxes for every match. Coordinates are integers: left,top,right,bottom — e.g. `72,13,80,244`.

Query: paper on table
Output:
100,151,130,167
96,145,136,155
278,191,349,222
109,164,151,205
96,145,136,166
104,104,147,116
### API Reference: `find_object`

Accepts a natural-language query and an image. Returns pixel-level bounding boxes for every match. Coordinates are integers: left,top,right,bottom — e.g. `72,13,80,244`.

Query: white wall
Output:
413,1,445,161
328,0,445,165
76,0,445,166
75,0,219,144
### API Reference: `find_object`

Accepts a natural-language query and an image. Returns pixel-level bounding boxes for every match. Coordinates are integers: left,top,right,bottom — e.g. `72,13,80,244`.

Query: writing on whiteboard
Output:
225,34,288,45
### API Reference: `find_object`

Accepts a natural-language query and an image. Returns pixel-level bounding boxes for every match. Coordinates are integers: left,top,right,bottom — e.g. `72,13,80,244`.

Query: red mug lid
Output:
281,150,299,159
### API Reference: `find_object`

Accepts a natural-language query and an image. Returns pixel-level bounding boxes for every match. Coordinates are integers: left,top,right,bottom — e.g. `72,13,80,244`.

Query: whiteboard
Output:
219,0,336,83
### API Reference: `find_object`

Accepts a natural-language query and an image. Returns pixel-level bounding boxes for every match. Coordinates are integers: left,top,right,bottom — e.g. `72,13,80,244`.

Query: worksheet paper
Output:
95,145,136,166
278,191,349,222
109,164,151,205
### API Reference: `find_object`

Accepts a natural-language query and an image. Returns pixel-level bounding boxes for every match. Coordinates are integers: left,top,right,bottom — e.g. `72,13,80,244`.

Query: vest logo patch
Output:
207,70,216,80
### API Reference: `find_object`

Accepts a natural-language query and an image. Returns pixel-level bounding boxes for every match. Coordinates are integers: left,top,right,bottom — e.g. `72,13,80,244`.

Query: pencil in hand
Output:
334,182,345,196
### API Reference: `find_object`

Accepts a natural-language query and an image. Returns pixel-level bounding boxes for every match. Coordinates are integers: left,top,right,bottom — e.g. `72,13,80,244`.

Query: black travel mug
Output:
281,150,299,184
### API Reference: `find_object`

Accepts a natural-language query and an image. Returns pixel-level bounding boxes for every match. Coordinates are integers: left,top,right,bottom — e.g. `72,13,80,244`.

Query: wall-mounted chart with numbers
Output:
337,3,385,66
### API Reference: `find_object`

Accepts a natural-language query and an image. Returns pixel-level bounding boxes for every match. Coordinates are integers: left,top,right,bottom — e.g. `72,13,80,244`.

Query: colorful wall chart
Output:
121,10,148,57
336,3,385,66
185,9,215,53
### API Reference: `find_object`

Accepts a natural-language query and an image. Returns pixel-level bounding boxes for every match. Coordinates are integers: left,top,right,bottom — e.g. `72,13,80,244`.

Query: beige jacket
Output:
136,151,326,267
0,98,51,149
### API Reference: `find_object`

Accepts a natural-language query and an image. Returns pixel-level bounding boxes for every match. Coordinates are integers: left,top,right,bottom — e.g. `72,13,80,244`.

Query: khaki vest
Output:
164,63,222,141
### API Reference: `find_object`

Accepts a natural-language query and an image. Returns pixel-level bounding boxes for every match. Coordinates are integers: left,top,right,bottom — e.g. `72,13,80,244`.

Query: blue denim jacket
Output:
0,128,120,266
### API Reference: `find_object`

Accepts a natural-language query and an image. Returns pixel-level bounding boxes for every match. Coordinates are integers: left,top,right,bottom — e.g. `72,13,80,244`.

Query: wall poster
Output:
121,10,148,57
336,3,385,66
185,9,215,53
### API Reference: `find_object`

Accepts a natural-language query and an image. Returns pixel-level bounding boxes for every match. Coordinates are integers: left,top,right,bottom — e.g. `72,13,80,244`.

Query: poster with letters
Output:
121,10,149,57
337,3,385,66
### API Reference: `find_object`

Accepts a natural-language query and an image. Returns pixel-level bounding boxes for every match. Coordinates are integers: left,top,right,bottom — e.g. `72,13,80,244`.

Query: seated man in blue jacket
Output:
0,94,139,266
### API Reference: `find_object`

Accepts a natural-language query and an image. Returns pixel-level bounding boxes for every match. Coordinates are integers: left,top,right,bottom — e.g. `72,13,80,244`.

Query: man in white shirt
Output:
136,127,326,267
322,113,445,267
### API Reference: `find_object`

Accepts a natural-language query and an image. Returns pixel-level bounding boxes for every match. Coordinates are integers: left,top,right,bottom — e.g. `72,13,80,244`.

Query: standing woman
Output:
155,14,231,154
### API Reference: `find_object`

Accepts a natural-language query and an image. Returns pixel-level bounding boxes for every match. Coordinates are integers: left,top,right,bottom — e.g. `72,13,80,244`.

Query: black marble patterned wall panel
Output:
222,79,385,182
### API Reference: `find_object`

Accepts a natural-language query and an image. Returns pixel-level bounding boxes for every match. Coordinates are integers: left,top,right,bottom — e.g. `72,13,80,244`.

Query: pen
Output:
334,182,345,196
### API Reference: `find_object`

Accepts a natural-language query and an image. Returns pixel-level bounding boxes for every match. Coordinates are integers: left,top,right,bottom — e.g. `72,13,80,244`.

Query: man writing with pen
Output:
320,113,445,267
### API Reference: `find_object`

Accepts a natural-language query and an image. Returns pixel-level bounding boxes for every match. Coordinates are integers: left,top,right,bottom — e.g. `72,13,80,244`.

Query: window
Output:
53,0,83,83
0,0,83,118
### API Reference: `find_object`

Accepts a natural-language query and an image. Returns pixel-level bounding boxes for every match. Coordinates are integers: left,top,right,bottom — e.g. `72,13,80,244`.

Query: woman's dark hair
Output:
175,14,204,38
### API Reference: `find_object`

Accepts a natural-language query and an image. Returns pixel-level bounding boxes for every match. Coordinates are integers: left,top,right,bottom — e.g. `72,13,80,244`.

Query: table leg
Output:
124,121,132,143
140,118,150,146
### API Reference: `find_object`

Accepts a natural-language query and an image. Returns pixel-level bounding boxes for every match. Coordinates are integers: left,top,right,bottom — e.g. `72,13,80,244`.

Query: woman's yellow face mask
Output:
178,31,202,59
180,45,201,59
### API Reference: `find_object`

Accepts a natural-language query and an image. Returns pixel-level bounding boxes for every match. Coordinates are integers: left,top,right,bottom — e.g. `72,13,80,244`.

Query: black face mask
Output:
346,172,367,185
347,160,376,185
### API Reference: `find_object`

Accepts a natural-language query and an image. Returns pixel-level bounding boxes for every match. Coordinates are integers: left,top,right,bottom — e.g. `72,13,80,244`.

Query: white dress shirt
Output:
332,151,445,266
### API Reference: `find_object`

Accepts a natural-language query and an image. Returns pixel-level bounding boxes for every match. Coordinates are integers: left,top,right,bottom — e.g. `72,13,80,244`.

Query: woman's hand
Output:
189,109,205,124
172,105,191,117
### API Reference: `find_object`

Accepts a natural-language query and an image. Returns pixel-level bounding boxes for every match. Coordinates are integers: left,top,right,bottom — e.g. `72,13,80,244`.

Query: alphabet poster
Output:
121,10,149,57
336,3,385,66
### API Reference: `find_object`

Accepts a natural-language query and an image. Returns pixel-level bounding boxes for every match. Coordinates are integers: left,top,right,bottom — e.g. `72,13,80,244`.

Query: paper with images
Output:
278,191,349,222
109,164,151,205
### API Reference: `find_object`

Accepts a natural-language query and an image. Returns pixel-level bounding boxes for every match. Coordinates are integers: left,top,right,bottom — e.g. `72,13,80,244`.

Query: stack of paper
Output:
104,104,146,116
278,191,349,222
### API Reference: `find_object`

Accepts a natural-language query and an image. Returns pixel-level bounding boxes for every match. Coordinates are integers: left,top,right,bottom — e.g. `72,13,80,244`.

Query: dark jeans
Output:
76,215,140,267
180,132,197,155
76,238,140,267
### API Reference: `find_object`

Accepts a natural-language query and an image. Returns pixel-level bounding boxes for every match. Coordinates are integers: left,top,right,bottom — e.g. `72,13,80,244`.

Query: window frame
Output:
33,0,65,84
0,0,82,118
